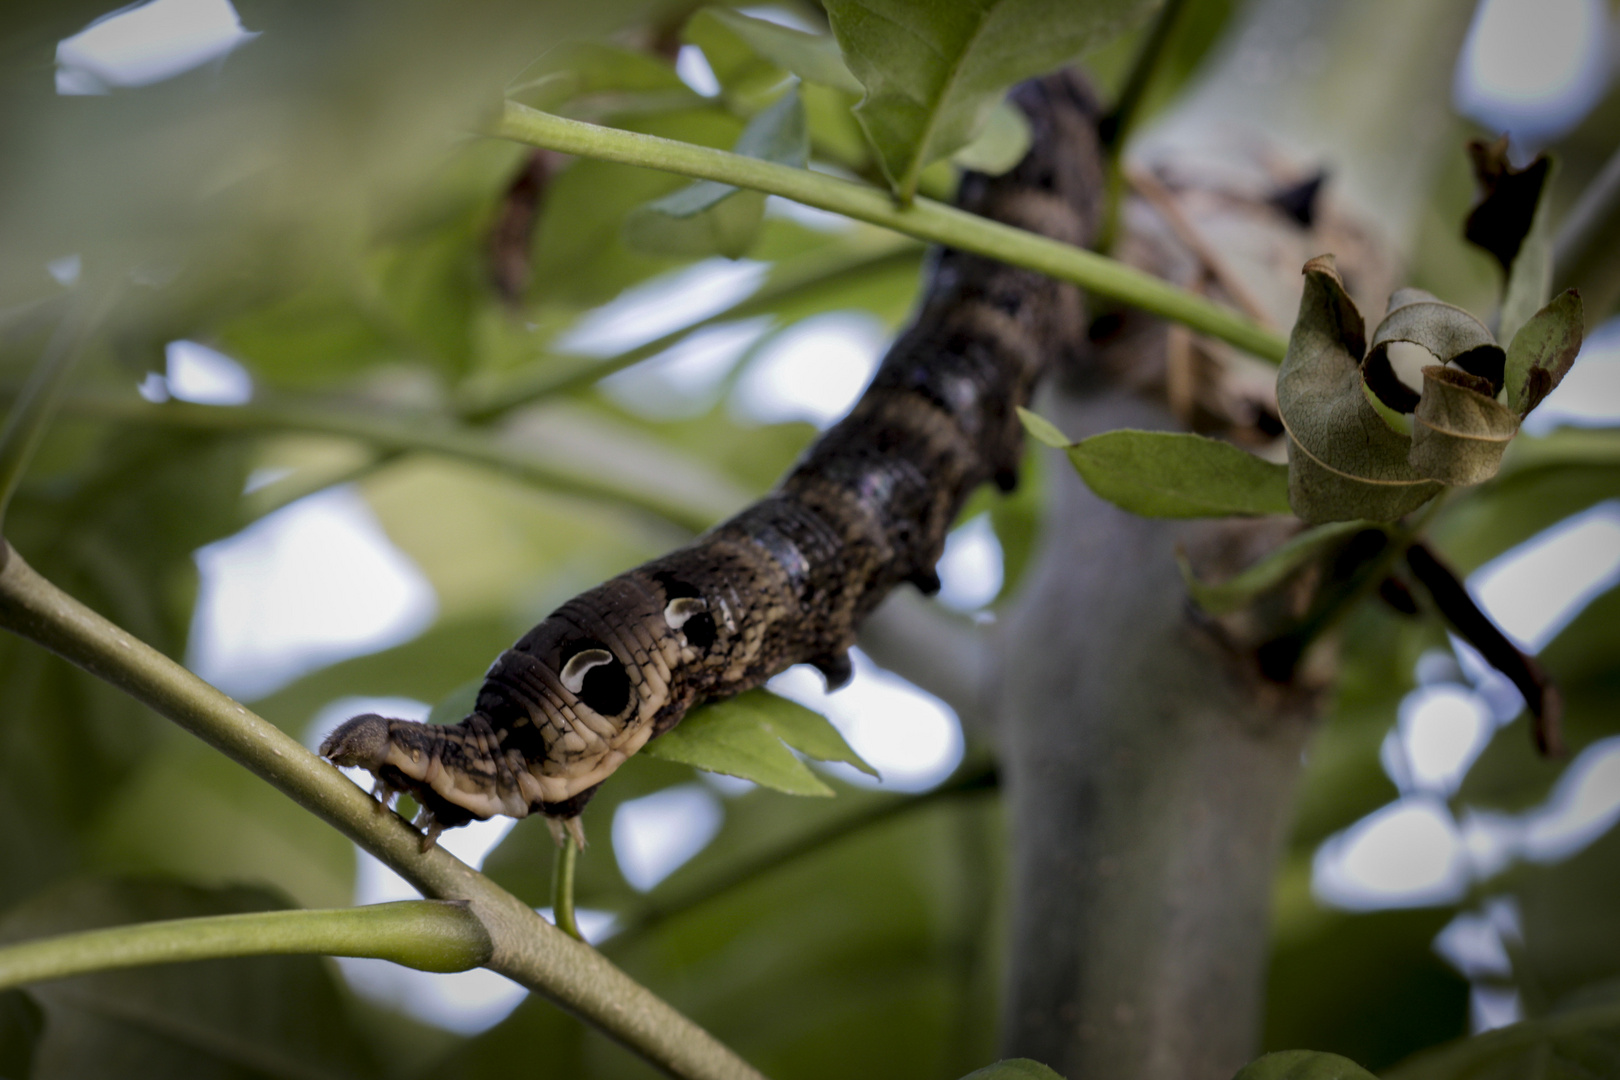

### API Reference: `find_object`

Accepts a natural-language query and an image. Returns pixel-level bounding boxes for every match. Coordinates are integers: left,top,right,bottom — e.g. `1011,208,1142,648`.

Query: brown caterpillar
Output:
321,72,1104,849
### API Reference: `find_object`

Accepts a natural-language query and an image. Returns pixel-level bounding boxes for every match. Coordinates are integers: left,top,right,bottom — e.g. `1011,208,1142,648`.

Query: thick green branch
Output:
54,395,728,533
0,544,764,1080
0,901,489,991
491,102,1289,364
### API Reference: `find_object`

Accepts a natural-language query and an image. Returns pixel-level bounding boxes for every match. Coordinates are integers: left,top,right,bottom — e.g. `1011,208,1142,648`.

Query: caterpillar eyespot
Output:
319,71,1103,850
664,596,708,631
560,648,615,694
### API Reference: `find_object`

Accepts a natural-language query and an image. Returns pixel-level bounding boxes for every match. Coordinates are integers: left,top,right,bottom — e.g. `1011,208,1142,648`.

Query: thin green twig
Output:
0,901,490,992
490,103,1289,364
48,394,728,533
553,837,583,941
0,286,119,532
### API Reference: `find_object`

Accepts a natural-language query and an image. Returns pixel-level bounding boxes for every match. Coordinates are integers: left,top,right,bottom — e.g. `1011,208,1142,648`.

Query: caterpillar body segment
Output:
319,72,1104,848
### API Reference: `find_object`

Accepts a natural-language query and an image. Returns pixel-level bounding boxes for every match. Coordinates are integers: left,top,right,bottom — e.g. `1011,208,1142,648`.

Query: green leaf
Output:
1277,257,1442,523
1234,1051,1378,1080
84,739,357,911
950,98,1032,175
507,41,698,113
624,90,809,259
1505,289,1584,416
1363,288,1504,413
824,0,1153,200
1015,406,1070,448
642,688,877,795
686,7,864,95
1179,522,1368,615
1383,1001,1620,1080
958,1060,1066,1080
1266,902,1469,1072
1068,431,1291,518
0,990,42,1080
1407,366,1519,486
1019,408,1290,518
426,678,482,727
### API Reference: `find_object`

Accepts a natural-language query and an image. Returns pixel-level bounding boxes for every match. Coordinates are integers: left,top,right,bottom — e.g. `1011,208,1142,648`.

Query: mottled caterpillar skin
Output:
321,73,1104,848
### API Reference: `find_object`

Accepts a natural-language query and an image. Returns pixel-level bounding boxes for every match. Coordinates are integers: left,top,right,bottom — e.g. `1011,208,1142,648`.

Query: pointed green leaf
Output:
623,90,808,259
1383,1000,1620,1080
426,678,482,727
1016,405,1071,448
951,97,1032,175
958,1060,1066,1080
1234,1050,1378,1080
642,688,876,795
1363,288,1504,412
686,7,864,95
506,41,698,113
1021,410,1290,518
1065,430,1291,518
1277,257,1442,523
824,0,1153,200
758,696,879,777
1178,522,1367,616
1408,365,1519,485
1506,288,1584,416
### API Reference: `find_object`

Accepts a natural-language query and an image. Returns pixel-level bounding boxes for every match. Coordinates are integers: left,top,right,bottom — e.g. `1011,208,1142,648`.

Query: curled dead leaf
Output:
1363,288,1504,412
1277,256,1442,523
1408,365,1519,485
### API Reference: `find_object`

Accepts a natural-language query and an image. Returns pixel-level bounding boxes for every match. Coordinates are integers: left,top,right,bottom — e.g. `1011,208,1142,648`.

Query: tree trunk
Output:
995,385,1317,1080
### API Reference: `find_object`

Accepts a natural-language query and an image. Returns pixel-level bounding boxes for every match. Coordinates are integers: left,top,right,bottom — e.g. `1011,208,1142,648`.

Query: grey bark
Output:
994,386,1318,1080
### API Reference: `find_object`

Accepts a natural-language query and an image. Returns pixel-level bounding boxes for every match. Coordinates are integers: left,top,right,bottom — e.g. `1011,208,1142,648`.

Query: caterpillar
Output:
321,72,1104,850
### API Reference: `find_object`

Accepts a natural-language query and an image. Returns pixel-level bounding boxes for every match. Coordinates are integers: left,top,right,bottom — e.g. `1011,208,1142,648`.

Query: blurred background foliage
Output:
1,0,1618,1077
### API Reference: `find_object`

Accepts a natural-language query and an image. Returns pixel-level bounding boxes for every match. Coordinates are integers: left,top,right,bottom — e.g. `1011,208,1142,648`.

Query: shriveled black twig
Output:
1405,541,1563,756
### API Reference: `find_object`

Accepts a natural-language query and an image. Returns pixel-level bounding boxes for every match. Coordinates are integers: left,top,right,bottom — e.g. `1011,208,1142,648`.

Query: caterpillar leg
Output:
414,807,446,852
369,778,399,809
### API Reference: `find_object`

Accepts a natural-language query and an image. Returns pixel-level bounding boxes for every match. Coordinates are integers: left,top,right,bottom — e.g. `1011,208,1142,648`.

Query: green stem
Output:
456,239,923,421
0,287,118,532
1100,0,1192,151
553,837,582,941
0,901,490,992
0,544,764,1080
51,394,727,534
490,103,1289,364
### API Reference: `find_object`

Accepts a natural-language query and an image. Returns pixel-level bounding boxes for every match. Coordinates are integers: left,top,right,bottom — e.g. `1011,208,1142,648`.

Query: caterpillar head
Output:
319,713,393,770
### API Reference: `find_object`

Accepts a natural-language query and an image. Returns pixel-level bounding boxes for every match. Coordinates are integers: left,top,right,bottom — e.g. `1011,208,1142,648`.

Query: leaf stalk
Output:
490,103,1289,364
0,901,491,992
